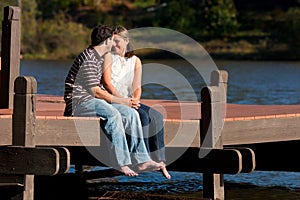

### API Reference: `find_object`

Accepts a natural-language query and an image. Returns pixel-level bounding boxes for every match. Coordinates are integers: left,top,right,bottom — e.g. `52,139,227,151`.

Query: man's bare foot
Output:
137,160,162,172
159,161,171,179
120,166,138,177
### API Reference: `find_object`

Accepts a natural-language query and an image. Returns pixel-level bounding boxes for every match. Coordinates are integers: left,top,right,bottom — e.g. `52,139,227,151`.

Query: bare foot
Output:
159,161,171,179
120,166,138,177
137,160,162,172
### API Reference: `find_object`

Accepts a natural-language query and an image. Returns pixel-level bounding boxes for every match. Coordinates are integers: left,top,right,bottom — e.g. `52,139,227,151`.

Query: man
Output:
64,24,161,176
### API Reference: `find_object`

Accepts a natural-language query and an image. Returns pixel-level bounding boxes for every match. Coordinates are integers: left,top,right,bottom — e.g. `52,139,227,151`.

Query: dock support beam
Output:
200,70,228,200
13,76,37,200
0,6,21,109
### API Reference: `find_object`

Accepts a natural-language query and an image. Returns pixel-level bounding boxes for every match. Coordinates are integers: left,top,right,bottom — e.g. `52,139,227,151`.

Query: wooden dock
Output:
2,95,300,147
0,5,300,200
1,86,300,199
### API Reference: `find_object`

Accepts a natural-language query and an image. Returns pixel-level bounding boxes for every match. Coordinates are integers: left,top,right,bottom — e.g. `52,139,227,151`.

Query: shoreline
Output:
136,49,300,62
19,38,300,62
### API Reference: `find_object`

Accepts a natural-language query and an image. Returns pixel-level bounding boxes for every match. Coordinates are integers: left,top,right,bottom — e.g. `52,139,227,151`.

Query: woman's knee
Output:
149,108,163,122
137,108,150,126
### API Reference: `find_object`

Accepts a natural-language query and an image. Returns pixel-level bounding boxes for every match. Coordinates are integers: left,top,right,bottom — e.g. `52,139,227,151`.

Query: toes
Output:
137,161,163,172
161,167,171,179
120,166,138,177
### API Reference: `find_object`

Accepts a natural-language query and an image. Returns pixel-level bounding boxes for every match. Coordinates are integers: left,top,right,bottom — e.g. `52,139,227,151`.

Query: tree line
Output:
0,0,299,60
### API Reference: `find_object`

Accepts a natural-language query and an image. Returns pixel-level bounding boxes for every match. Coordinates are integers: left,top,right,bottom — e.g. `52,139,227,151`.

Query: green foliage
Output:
22,11,90,60
21,0,39,54
272,7,300,57
203,0,239,38
131,0,157,8
154,0,197,35
35,0,82,19
1,0,299,60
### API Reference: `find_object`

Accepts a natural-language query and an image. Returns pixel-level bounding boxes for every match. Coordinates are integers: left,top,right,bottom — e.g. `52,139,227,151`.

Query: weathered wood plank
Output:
166,147,242,174
2,116,300,147
0,117,12,145
0,146,60,175
12,76,36,200
54,147,71,174
226,147,256,173
228,140,300,172
223,117,300,145
200,70,228,200
163,120,200,147
13,76,37,147
35,118,101,146
0,6,21,109
66,146,243,174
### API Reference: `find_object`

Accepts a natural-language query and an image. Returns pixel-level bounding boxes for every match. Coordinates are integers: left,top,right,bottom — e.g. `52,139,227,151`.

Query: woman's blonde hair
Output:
113,25,134,58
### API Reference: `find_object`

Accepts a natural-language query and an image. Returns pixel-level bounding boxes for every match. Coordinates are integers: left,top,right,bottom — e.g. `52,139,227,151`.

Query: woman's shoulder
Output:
133,55,141,63
130,55,141,63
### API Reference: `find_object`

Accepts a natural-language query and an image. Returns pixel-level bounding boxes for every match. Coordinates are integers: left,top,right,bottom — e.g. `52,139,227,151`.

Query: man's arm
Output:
90,86,131,106
102,53,123,97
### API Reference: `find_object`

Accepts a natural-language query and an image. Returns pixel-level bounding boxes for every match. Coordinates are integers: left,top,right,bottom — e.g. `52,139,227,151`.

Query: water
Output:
20,59,300,199
20,59,300,105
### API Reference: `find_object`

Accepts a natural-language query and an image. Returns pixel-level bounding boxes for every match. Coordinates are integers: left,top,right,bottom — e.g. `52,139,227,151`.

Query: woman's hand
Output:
130,97,140,109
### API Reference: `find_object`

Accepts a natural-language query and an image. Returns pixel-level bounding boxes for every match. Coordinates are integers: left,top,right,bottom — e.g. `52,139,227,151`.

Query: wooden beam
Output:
228,140,300,172
54,147,71,174
200,70,228,200
0,6,21,109
223,117,300,145
166,147,242,174
13,76,37,147
0,146,60,175
226,147,256,173
63,146,243,174
0,117,12,145
35,117,101,146
12,76,37,200
2,115,300,147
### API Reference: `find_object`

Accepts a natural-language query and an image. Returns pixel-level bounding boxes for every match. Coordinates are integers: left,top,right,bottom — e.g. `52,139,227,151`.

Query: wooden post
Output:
12,76,37,200
0,6,21,109
200,70,228,200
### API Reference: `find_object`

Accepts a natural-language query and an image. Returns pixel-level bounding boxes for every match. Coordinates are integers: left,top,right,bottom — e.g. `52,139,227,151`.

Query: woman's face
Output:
112,34,128,56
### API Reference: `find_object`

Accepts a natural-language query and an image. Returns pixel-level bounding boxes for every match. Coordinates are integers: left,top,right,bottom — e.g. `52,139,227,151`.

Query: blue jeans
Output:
136,104,166,162
73,98,151,167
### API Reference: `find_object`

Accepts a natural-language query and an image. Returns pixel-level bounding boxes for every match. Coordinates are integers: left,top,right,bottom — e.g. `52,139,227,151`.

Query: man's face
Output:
106,35,114,49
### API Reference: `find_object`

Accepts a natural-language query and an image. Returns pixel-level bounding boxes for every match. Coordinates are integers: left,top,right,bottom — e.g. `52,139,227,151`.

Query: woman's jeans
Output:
136,104,166,162
74,98,151,167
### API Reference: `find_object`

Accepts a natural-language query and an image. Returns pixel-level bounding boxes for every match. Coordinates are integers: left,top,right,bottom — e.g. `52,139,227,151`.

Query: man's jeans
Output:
74,98,151,167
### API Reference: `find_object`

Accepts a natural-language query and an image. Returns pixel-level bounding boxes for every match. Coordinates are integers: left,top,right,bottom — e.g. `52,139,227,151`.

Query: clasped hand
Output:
129,97,140,109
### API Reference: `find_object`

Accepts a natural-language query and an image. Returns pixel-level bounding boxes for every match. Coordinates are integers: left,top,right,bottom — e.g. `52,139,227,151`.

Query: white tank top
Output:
111,54,137,97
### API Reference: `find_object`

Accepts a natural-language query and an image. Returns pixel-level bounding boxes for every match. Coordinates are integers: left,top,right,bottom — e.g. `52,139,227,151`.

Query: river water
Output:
20,59,300,199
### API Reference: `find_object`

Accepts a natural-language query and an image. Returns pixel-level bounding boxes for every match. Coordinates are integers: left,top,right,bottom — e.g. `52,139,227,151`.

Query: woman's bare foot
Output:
137,160,162,172
159,161,171,179
120,166,138,177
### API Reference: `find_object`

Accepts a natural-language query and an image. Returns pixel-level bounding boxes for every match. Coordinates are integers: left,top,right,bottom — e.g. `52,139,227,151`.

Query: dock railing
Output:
0,6,256,200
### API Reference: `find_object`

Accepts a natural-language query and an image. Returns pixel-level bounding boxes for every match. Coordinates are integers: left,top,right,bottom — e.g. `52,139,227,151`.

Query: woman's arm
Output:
132,56,142,100
102,53,123,97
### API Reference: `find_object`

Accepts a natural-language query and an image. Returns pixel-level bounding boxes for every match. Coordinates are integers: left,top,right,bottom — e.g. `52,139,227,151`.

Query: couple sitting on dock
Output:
63,24,171,179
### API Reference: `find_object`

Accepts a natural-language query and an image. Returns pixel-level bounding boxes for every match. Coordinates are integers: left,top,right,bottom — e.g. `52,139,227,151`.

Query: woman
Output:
102,25,171,179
